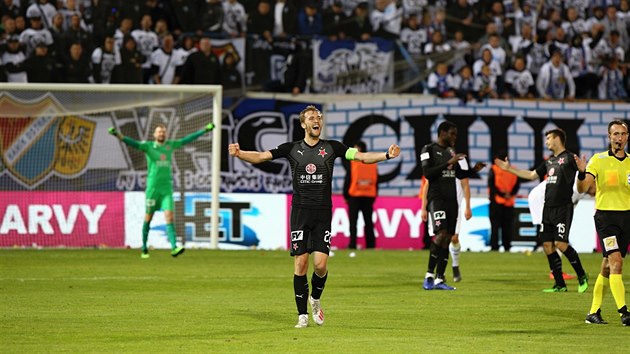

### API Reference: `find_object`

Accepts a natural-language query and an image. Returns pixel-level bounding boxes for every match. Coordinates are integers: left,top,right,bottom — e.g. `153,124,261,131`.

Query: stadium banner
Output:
312,38,395,93
456,197,597,253
327,195,424,250
0,191,124,247
124,192,287,250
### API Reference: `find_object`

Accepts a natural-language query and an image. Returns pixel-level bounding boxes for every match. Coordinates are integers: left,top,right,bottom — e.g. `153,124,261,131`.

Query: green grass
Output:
1,249,627,353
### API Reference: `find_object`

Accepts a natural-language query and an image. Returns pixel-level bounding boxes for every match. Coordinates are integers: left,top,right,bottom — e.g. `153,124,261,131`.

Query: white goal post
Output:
0,83,223,249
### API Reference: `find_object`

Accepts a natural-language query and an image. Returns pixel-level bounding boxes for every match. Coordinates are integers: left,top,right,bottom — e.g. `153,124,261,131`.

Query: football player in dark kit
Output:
228,105,400,328
421,121,486,290
495,128,588,293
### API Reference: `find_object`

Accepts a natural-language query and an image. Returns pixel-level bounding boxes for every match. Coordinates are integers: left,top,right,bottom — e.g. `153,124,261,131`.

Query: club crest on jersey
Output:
305,163,316,174
627,173,630,184
558,157,565,165
318,147,327,158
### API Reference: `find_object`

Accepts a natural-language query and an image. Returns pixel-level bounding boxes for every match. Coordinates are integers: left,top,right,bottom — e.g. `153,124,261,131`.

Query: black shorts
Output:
289,207,332,256
428,199,458,236
540,204,574,243
594,210,630,258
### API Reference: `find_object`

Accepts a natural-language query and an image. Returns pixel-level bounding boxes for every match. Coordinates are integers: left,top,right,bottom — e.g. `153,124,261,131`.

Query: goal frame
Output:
1,83,223,249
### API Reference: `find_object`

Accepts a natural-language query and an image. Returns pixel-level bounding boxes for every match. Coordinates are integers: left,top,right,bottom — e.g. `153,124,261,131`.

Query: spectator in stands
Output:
427,62,456,98
26,0,57,32
200,0,224,35
346,1,372,41
423,30,451,70
248,0,274,43
478,22,509,53
474,63,499,101
62,42,92,83
19,12,54,58
58,0,83,32
452,65,475,103
0,0,20,19
143,0,170,29
150,34,184,85
605,30,626,63
504,55,535,98
482,0,513,37
536,49,575,100
181,37,221,85
14,15,26,35
514,0,538,36
510,22,534,61
298,1,323,36
223,0,247,38
586,6,606,29
131,14,159,84
562,6,588,40
154,19,170,42
565,34,598,99
1,17,18,42
91,34,120,84
115,35,144,84
598,56,628,100
473,48,502,87
221,51,243,92
446,0,475,41
371,0,402,40
61,14,92,61
322,1,348,41
169,0,201,38
114,17,134,50
547,27,569,56
400,12,427,56
23,40,57,82
448,30,473,71
602,5,629,47
272,0,298,38
479,33,507,70
2,35,27,82
619,0,630,20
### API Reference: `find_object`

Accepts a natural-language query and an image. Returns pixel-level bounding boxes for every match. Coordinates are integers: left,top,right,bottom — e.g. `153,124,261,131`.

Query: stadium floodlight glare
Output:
0,83,223,249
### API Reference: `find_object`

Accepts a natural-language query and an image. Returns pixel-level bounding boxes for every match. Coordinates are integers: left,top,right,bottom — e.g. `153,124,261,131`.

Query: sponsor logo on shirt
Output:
306,163,316,174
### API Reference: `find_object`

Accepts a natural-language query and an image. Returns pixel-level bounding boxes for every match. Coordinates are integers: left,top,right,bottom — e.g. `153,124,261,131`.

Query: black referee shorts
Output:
594,210,630,258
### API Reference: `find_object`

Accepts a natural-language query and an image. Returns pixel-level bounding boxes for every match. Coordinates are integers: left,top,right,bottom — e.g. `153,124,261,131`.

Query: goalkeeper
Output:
109,122,215,258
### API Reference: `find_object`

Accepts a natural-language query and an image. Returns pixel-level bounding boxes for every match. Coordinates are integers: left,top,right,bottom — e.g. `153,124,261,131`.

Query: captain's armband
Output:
345,147,358,161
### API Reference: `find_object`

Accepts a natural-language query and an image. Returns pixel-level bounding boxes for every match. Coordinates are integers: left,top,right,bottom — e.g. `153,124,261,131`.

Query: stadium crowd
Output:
0,0,629,101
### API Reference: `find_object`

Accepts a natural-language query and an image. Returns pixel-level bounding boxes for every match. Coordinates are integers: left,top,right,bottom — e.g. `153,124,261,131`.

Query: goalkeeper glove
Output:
205,123,215,132
108,127,118,136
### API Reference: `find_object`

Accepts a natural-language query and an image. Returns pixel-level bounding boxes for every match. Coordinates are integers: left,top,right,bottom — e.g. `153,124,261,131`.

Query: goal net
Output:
0,84,223,250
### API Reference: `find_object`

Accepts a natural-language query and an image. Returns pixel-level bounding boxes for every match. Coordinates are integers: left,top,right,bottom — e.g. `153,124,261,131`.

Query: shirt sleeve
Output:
329,140,349,160
535,161,547,179
421,145,448,180
269,142,293,160
171,129,206,149
585,155,599,177
122,136,146,151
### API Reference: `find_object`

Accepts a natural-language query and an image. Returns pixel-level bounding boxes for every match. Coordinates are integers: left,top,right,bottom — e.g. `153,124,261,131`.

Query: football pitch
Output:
1,249,627,353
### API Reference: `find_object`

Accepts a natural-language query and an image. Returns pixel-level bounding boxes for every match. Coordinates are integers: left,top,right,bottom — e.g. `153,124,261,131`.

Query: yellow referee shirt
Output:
586,151,630,211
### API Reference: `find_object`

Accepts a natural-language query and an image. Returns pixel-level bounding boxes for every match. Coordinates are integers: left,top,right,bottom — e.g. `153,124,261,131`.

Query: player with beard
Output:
495,128,588,293
228,105,400,328
577,120,630,326
109,123,215,258
421,121,485,291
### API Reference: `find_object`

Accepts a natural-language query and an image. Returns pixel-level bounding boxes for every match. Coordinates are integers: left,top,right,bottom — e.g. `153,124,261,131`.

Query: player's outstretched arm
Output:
493,157,538,180
228,143,273,164
355,144,401,164
109,127,142,149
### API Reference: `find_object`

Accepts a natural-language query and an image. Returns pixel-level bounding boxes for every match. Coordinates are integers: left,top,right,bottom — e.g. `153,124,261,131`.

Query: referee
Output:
577,120,630,326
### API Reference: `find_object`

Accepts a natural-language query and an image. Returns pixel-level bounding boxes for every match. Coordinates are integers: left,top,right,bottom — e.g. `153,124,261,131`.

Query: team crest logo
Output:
318,147,327,158
0,95,95,189
305,163,316,174
558,157,565,165
627,173,630,184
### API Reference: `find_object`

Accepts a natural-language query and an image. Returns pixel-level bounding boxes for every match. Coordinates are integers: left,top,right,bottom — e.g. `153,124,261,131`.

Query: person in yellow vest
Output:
488,150,520,252
576,120,630,326
343,141,378,249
